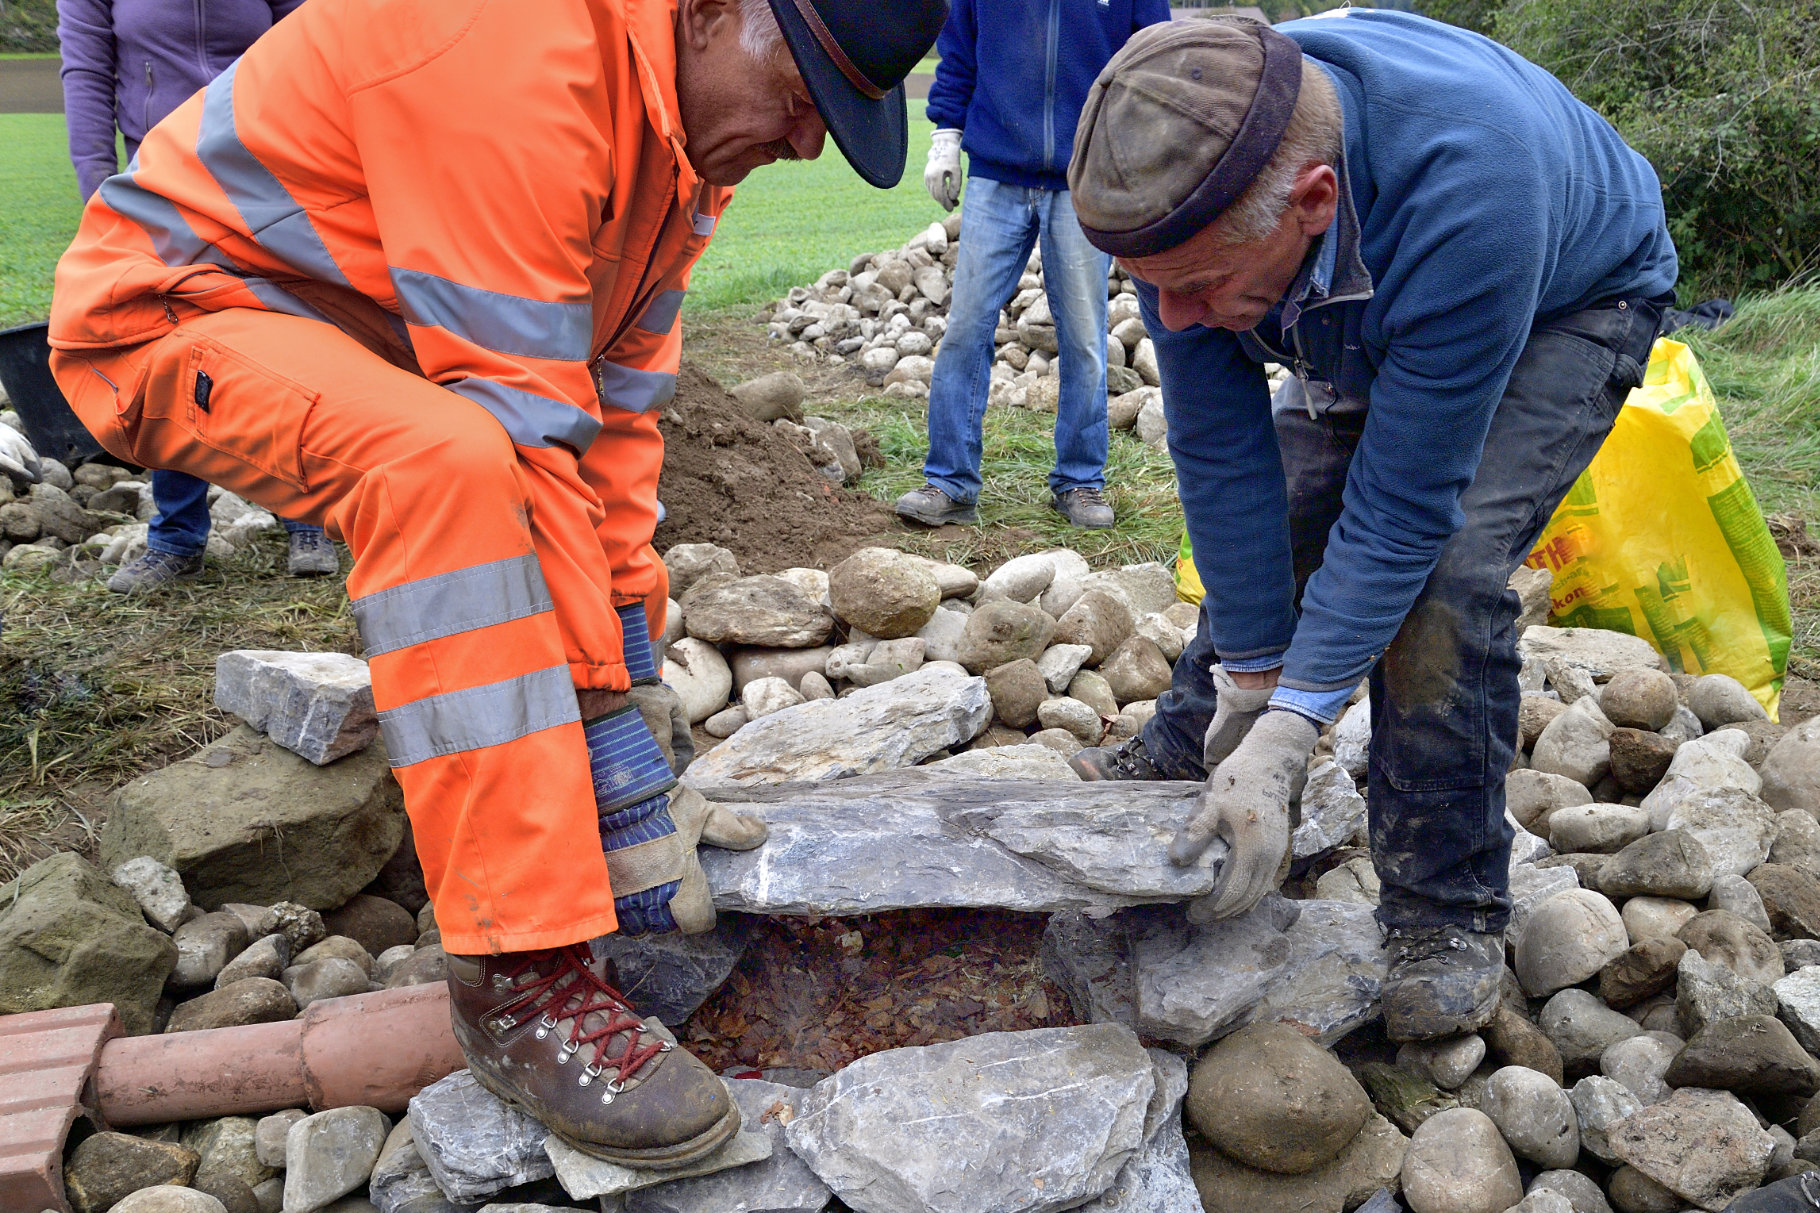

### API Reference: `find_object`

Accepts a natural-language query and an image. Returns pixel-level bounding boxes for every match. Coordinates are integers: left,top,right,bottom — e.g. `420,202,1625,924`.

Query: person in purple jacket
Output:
57,0,340,591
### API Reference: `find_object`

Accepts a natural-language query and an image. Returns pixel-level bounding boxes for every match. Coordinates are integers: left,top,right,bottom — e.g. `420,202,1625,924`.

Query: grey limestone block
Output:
215,650,377,765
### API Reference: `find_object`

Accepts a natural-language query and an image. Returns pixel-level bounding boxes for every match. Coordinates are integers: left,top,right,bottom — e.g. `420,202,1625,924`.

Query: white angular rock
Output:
1677,948,1779,1037
1515,888,1629,997
1037,644,1094,695
785,1024,1156,1213
1508,862,1582,942
282,1106,387,1213
663,638,733,724
1662,787,1778,878
1332,698,1371,780
1774,965,1820,1055
1642,729,1762,829
1292,760,1367,866
110,855,191,932
1709,873,1774,933
1570,1075,1642,1163
687,666,991,788
406,1070,553,1202
215,651,377,766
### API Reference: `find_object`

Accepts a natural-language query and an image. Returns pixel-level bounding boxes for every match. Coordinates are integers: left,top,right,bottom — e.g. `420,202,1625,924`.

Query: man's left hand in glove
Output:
1169,708,1319,922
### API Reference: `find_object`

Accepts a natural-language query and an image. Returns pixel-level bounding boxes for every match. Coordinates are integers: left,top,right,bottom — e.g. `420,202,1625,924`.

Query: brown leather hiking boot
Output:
447,944,738,1168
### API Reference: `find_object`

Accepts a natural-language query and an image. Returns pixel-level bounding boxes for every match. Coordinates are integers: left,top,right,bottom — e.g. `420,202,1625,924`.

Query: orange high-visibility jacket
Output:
51,0,728,677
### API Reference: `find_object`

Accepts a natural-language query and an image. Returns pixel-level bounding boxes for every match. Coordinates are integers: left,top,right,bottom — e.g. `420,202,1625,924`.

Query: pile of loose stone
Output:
0,410,278,573
21,531,1820,1213
760,215,1204,446
663,540,1192,779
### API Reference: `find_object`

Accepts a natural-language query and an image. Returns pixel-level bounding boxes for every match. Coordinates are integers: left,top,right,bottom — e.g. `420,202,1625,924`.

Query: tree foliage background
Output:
0,0,57,53
1430,0,1819,296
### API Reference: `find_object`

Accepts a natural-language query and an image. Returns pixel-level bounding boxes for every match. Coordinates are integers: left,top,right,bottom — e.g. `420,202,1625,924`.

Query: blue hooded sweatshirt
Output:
926,0,1170,191
1142,10,1677,724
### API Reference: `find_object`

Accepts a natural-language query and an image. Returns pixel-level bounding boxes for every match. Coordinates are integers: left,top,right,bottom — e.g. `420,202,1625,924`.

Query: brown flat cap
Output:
1068,18,1303,258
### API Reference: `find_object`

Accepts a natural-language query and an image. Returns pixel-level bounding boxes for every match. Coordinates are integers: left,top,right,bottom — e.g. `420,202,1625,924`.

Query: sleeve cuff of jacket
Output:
1268,684,1354,727
1220,651,1287,674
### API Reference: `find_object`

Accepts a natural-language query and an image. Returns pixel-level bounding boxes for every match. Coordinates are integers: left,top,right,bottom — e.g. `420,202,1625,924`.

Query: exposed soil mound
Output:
655,363,894,573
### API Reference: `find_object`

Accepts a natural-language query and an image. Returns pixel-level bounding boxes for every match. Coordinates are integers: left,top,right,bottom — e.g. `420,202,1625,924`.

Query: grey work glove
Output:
0,426,42,485
1172,709,1320,921
1203,665,1275,769
924,128,963,212
627,683,694,776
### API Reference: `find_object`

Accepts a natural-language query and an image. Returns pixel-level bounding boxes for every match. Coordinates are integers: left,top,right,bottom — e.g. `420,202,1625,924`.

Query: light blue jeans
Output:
923,177,1110,503
147,469,323,556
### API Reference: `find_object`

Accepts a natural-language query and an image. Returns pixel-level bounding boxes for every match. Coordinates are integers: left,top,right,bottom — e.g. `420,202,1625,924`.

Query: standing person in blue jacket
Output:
1065,13,1677,1041
893,0,1169,531
57,0,340,592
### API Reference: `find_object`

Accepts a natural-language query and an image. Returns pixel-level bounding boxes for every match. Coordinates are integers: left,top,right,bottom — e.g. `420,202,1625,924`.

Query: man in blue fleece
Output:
1067,13,1677,1040
893,0,1168,531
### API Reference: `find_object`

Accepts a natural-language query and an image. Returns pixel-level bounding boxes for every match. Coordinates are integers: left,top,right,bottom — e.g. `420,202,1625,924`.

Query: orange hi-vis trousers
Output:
54,307,668,955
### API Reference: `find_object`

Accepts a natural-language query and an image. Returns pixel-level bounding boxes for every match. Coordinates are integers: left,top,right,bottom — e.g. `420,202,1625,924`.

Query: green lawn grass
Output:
0,113,80,327
687,119,943,311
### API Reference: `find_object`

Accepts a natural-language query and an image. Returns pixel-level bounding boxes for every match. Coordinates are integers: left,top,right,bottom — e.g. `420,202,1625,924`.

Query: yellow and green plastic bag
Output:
1172,339,1790,718
1524,338,1788,718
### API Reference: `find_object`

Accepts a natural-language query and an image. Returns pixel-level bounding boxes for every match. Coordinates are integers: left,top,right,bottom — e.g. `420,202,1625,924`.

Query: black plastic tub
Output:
0,321,103,466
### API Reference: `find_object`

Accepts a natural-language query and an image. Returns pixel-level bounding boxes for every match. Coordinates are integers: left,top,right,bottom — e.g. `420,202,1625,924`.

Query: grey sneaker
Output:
1051,487,1114,529
106,548,204,594
1380,924,1506,1042
288,529,340,576
1070,735,1169,781
895,484,978,527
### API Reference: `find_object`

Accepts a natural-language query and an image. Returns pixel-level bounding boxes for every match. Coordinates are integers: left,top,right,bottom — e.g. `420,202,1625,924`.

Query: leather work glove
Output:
607,785,769,936
627,682,694,776
0,426,42,485
1171,709,1320,921
924,128,963,212
1203,665,1275,770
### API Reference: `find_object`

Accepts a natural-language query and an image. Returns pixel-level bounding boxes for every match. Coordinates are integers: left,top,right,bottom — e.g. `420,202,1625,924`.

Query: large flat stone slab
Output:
700,771,1223,916
685,666,992,787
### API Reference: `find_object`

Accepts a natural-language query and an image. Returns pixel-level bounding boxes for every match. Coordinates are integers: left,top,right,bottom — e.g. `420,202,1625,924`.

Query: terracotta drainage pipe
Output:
95,982,464,1126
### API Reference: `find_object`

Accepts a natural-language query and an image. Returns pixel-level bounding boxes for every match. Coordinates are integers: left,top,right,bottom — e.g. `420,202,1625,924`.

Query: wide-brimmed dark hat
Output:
767,0,948,188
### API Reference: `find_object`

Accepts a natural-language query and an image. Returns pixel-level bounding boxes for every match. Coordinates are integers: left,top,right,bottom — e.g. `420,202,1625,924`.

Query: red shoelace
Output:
495,944,667,1087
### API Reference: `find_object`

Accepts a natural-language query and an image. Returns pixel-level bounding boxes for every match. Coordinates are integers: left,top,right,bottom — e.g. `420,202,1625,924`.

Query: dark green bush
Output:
1491,0,1820,296
0,0,58,52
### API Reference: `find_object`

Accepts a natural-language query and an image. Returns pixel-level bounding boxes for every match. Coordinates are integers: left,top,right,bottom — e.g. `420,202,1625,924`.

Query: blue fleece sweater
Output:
1145,9,1677,723
925,0,1169,191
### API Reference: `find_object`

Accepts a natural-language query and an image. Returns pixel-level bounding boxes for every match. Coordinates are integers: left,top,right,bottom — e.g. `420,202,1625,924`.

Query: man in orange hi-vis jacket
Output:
50,0,946,1165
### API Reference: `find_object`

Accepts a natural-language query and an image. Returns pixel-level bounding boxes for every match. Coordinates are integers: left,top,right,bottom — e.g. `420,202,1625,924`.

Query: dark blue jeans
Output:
148,469,322,556
1142,294,1667,932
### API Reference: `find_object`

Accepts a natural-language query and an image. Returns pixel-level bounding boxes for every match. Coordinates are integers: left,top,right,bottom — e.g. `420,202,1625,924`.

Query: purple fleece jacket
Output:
57,0,303,201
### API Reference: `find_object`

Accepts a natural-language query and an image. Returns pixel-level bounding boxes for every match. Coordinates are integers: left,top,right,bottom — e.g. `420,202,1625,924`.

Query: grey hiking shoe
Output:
895,484,978,527
288,529,340,577
1070,735,1170,781
1380,924,1506,1042
107,548,204,594
1051,486,1114,529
